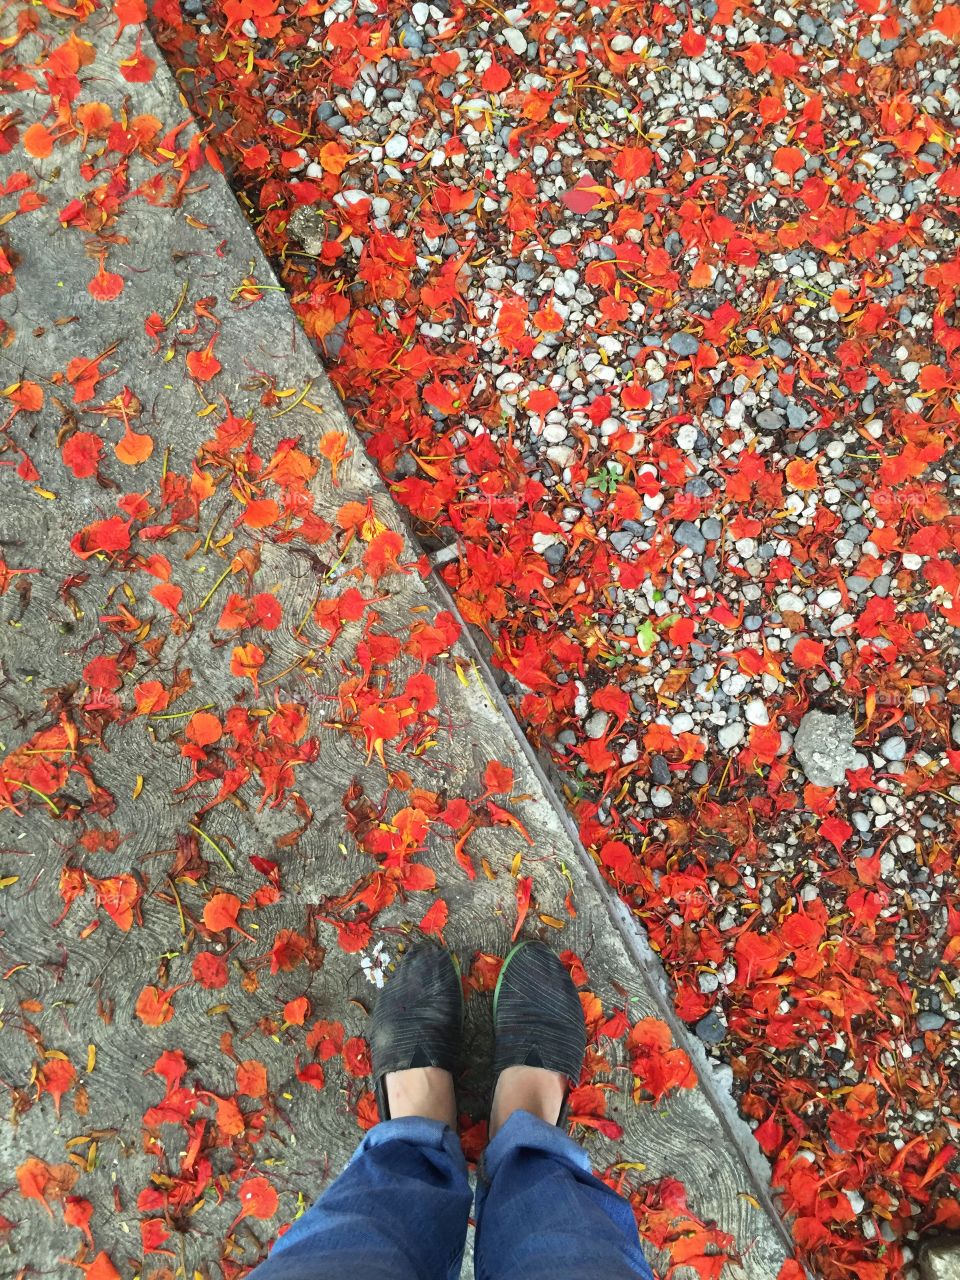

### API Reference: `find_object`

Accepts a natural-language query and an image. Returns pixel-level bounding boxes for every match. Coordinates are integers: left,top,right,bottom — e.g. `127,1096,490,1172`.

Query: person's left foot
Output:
490,1064,567,1137
489,940,586,1134
370,944,463,1127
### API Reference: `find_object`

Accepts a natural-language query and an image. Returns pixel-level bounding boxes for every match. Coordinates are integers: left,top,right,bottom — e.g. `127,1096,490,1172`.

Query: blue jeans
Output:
249,1110,654,1280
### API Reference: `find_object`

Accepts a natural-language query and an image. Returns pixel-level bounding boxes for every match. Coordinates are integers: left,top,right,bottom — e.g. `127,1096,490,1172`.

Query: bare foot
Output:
385,1066,457,1128
489,1064,567,1138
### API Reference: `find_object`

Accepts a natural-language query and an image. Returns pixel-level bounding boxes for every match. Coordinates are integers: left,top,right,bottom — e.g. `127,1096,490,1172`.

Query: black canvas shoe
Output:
370,944,463,1122
492,940,586,1126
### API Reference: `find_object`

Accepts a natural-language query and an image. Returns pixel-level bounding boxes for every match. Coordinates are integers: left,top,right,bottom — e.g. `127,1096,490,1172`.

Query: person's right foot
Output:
370,945,463,1126
385,1065,457,1128
490,941,586,1136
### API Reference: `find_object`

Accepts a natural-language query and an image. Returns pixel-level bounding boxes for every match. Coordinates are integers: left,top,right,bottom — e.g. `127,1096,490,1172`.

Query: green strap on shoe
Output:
493,941,587,1102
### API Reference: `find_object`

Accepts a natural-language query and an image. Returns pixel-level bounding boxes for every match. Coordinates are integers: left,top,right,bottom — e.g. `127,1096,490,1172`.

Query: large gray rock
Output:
920,1235,960,1279
793,711,857,787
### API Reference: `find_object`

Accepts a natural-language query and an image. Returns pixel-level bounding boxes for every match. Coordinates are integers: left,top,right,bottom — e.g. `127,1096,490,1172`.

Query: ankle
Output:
490,1065,567,1138
385,1067,457,1128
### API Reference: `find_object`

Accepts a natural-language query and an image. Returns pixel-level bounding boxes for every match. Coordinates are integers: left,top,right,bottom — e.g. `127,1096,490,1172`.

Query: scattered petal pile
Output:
144,0,960,1274
2,0,960,1274
0,7,737,1278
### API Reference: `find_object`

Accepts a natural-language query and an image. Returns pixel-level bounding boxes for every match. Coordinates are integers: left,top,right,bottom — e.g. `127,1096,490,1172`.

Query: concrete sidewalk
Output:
0,12,789,1277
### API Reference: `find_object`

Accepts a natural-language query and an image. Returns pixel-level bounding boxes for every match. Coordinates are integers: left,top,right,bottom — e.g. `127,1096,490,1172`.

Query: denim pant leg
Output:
473,1111,654,1280
248,1117,472,1280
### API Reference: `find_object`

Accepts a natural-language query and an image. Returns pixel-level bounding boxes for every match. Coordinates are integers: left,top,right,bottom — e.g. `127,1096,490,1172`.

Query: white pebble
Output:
677,424,698,451
503,27,527,54
532,532,558,553
745,699,769,727
718,722,745,750
778,592,805,612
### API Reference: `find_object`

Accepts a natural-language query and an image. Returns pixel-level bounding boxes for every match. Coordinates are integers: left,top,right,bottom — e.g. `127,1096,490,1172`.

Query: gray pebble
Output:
674,521,706,554
917,1012,945,1033
787,402,809,429
701,518,722,541
695,1011,726,1045
669,332,700,357
845,576,870,593
857,37,876,57
651,755,671,786
755,408,782,430
610,530,633,553
397,21,423,49
692,762,709,785
794,710,857,787
585,711,609,740
880,735,906,762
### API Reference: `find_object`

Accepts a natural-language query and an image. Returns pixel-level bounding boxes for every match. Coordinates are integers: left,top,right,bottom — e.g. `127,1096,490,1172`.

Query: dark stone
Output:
695,1012,726,1045
651,755,671,786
